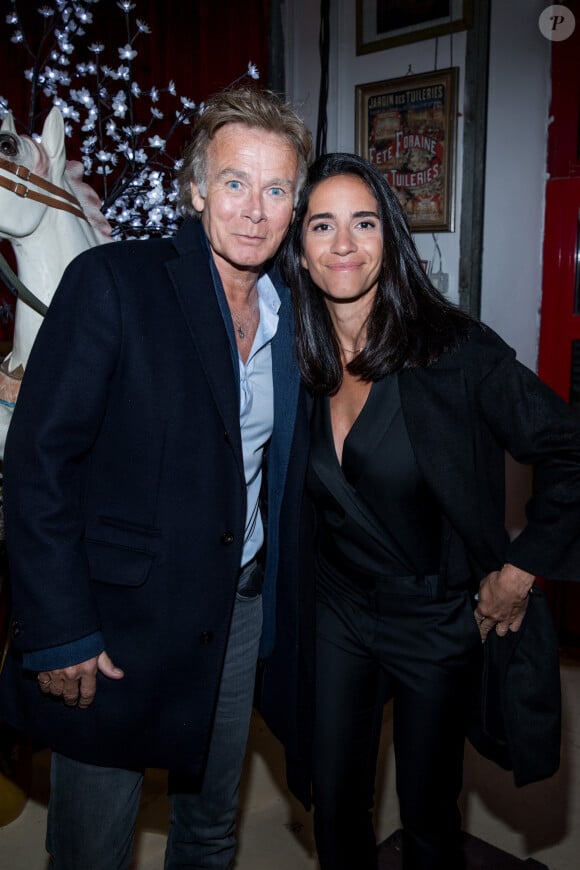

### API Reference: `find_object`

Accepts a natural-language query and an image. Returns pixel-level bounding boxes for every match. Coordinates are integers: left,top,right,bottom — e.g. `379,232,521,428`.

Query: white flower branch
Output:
1,0,259,238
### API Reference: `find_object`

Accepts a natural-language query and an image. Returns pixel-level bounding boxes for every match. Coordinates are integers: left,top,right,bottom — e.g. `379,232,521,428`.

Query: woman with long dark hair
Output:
281,152,580,869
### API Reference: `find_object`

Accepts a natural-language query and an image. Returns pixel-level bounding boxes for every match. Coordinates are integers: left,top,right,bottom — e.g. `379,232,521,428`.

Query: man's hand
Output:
37,651,124,708
474,563,535,642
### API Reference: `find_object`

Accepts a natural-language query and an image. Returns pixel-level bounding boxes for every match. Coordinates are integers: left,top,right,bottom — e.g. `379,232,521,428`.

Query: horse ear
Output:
40,107,67,175
1,113,16,134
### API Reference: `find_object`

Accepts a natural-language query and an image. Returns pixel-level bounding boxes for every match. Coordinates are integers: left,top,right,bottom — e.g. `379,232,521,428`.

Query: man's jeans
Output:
47,590,263,870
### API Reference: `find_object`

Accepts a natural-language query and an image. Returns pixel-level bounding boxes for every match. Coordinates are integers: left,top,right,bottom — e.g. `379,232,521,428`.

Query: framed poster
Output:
356,0,473,55
355,67,458,232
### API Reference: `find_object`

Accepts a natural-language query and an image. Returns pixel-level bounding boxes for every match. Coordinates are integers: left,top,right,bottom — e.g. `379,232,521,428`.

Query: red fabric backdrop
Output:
1,0,270,130
0,0,270,343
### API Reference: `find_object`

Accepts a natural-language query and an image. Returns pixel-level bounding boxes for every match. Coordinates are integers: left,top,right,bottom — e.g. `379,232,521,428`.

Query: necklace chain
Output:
233,318,249,340
339,344,364,355
229,296,259,341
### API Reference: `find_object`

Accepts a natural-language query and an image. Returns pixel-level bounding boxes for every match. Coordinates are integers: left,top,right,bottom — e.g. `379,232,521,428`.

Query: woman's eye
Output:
357,220,377,230
312,222,331,232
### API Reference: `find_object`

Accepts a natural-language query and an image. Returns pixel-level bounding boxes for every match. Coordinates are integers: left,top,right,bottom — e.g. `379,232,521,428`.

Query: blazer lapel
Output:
399,364,504,569
309,396,403,556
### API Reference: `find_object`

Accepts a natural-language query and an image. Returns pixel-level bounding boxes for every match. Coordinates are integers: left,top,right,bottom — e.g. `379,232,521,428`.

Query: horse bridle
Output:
0,152,91,317
0,154,88,223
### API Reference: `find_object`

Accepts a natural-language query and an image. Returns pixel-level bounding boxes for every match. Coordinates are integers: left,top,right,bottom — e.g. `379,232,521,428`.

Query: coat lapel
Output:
399,363,505,570
268,281,300,493
166,221,244,476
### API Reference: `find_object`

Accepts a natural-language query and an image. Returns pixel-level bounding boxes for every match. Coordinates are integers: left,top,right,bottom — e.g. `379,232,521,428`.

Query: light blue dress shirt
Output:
239,273,280,568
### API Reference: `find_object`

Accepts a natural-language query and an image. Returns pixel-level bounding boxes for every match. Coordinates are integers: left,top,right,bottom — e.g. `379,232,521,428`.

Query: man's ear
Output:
190,181,205,213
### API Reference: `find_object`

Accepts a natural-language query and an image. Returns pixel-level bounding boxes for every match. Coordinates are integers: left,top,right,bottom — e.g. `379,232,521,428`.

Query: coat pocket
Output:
84,515,160,587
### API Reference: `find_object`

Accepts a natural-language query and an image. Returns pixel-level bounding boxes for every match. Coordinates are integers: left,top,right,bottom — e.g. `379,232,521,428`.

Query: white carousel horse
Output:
0,107,112,453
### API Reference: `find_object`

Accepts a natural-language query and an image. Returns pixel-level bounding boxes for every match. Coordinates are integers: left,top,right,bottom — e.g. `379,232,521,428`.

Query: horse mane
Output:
64,159,113,241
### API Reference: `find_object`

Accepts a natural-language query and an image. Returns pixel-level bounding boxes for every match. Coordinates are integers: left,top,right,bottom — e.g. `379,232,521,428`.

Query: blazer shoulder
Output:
68,216,205,275
73,234,177,270
434,320,515,376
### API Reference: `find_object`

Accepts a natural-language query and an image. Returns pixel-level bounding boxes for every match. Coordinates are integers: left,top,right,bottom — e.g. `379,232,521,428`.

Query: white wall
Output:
481,0,551,369
283,0,551,369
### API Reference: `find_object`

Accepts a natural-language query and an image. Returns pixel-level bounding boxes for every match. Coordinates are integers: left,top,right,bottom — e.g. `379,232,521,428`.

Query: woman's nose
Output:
331,227,356,254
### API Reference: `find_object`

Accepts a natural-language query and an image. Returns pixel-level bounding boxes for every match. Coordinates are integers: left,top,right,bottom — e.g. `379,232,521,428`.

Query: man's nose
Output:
244,190,265,222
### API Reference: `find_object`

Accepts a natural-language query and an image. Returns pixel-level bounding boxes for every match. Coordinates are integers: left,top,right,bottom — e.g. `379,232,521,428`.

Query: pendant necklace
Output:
229,294,259,341
234,319,246,340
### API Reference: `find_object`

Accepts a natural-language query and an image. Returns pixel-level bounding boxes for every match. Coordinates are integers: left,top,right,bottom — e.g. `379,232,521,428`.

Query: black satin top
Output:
307,375,441,580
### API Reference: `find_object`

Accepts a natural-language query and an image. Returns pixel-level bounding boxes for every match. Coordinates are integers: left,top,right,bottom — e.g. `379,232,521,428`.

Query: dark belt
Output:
237,558,264,598
318,546,445,599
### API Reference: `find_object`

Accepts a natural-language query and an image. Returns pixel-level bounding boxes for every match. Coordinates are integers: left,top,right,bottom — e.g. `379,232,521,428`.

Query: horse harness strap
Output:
0,155,88,223
0,251,48,317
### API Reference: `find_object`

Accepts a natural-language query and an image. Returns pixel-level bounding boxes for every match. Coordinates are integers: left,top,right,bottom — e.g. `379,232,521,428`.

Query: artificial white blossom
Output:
4,0,259,238
71,87,94,107
118,43,137,61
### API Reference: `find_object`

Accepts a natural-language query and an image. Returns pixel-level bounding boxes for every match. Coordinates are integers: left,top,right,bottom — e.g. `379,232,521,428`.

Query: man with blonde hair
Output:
1,87,312,869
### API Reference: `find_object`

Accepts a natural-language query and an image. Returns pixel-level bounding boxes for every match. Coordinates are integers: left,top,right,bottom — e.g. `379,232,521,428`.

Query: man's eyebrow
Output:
268,178,296,188
216,168,295,188
217,167,249,180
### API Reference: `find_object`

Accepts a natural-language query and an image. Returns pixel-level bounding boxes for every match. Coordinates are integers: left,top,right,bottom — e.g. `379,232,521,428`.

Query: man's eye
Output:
269,187,285,197
226,180,242,190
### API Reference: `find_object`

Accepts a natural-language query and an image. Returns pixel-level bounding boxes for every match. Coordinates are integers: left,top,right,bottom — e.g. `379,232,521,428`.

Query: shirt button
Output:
11,619,21,638
220,532,234,545
224,431,230,443
199,631,213,645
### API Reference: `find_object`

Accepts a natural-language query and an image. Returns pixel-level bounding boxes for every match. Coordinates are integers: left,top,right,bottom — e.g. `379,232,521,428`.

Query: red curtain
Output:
1,1,270,130
0,0,270,342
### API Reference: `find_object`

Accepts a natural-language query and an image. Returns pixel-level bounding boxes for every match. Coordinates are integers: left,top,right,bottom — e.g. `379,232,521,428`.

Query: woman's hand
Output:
474,563,535,642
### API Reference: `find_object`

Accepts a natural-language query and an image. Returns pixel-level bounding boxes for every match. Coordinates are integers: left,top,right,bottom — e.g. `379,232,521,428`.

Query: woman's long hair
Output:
281,152,472,394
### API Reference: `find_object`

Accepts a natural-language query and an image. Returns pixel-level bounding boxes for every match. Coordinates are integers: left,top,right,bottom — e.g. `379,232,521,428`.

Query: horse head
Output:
0,107,112,454
0,108,69,239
